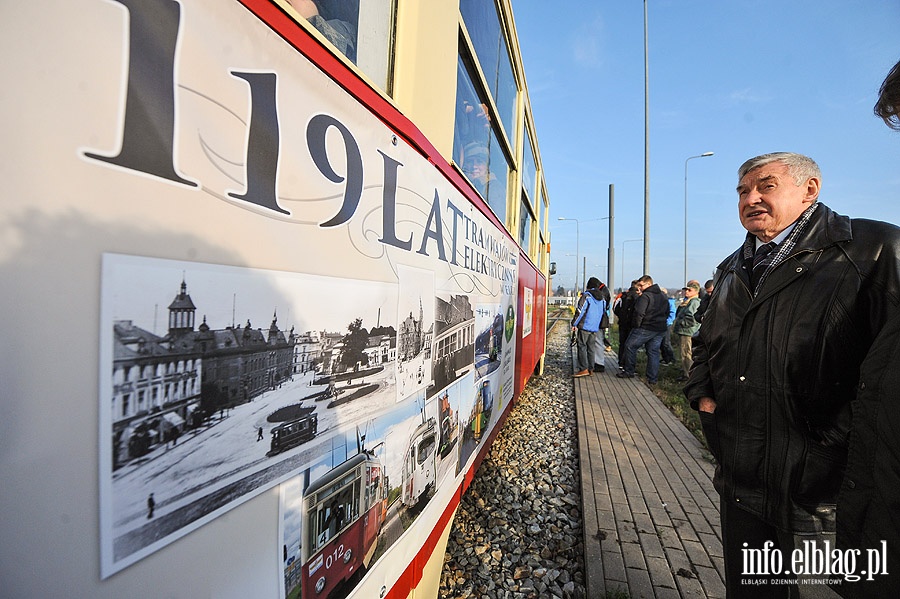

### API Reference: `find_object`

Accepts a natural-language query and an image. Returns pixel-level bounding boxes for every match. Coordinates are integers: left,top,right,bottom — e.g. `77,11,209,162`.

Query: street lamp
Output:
621,238,643,292
643,0,650,274
684,152,714,283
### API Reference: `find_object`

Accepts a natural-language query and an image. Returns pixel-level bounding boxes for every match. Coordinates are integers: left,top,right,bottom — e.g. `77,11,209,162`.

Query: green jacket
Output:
672,296,700,336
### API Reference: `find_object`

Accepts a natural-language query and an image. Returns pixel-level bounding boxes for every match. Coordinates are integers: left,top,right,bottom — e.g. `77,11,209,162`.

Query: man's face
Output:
737,161,819,242
683,287,698,299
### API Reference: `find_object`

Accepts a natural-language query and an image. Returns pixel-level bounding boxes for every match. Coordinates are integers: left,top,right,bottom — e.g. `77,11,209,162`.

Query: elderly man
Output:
684,152,900,596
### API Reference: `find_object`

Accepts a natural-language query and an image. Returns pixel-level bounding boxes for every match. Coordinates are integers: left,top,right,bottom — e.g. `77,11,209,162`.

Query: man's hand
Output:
698,396,717,413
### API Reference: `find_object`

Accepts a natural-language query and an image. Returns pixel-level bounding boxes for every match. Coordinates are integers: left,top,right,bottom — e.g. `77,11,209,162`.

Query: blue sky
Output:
513,0,900,293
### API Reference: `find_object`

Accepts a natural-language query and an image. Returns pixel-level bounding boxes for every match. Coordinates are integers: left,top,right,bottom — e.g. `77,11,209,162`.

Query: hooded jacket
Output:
572,287,607,333
684,203,900,546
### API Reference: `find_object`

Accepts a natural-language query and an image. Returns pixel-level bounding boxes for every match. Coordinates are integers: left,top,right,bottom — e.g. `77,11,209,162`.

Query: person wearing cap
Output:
684,152,900,595
672,282,701,382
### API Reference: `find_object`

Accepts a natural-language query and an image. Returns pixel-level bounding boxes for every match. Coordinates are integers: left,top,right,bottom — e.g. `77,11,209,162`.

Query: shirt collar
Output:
755,223,795,250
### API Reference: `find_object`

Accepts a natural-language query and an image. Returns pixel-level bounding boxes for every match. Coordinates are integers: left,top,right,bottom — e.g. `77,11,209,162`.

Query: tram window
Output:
454,55,510,223
459,0,517,143
519,193,533,254
522,133,537,203
283,0,394,91
417,434,436,466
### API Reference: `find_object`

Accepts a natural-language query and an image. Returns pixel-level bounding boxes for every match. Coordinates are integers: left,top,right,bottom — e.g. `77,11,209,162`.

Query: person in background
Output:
571,277,607,378
672,281,701,382
613,280,640,369
616,275,668,385
874,58,900,130
685,152,900,596
659,288,676,366
832,59,900,599
592,279,612,372
694,279,714,323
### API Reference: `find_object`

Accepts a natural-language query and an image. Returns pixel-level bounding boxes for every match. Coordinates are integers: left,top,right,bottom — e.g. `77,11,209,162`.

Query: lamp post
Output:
684,152,714,283
643,0,650,274
621,238,644,292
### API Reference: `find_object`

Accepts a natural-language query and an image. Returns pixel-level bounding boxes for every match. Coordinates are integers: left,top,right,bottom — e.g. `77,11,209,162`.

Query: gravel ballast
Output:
439,322,586,599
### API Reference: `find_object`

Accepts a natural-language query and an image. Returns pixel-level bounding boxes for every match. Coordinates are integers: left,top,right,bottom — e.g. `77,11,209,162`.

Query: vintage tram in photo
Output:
401,417,438,508
300,450,387,599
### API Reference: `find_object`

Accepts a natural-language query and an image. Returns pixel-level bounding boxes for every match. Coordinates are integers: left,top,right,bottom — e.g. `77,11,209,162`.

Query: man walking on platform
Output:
616,275,668,384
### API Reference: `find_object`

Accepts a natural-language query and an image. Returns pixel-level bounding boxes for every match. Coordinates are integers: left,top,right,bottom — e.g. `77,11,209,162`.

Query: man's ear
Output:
804,177,821,203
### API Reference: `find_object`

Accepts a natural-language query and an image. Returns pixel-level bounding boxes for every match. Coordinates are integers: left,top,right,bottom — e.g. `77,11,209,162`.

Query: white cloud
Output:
571,15,606,68
727,87,772,104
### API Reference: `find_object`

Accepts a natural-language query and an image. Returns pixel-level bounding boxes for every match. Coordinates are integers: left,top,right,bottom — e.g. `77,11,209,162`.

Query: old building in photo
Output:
111,279,295,466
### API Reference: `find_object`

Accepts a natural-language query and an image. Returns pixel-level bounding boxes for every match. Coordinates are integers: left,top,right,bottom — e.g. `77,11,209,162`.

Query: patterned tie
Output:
750,241,776,288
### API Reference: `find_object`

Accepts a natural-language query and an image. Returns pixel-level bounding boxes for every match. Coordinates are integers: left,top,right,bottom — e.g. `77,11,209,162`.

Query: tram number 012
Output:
326,543,351,570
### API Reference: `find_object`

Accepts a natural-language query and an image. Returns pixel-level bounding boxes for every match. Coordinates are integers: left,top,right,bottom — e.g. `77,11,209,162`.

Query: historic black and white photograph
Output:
427,292,475,399
100,254,403,574
395,265,434,402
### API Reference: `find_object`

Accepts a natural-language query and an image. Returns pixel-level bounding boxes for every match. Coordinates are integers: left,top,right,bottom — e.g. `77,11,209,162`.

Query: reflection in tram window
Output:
287,0,357,61
458,0,517,141
282,0,395,91
453,55,510,223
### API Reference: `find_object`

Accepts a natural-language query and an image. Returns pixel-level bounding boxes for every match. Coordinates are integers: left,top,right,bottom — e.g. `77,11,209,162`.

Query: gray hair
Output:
737,152,822,186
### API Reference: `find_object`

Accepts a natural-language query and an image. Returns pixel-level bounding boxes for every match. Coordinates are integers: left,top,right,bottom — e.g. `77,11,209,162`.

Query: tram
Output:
401,417,438,507
300,450,387,599
471,379,495,442
4,0,551,597
268,412,319,456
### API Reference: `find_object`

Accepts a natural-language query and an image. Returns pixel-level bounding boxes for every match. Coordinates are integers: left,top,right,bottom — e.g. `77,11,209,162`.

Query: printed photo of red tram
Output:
300,450,387,599
401,418,438,508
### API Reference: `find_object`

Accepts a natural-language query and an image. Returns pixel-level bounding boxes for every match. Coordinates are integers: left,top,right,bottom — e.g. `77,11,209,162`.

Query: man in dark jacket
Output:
684,152,900,596
616,275,669,384
613,281,640,367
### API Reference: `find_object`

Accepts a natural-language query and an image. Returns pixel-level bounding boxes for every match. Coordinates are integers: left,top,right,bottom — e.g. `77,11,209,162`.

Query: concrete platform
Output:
575,349,727,598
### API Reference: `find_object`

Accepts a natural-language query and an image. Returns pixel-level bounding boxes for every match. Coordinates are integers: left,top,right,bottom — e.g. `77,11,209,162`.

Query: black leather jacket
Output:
685,203,900,538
